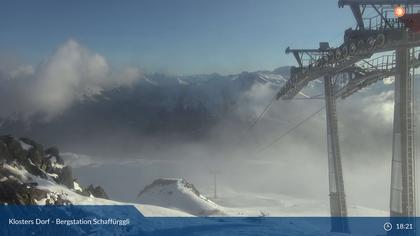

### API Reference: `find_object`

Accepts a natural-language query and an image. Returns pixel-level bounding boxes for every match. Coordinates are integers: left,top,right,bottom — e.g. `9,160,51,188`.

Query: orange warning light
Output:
394,6,406,18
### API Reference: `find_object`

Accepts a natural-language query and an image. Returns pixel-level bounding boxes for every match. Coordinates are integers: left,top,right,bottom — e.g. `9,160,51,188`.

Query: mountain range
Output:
0,67,290,156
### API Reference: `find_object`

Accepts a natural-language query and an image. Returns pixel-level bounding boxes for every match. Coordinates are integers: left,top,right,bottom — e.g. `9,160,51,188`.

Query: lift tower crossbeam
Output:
278,1,420,101
336,48,420,99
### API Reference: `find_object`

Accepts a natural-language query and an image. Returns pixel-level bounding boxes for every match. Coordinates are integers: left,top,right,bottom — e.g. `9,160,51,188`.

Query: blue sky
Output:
0,0,354,75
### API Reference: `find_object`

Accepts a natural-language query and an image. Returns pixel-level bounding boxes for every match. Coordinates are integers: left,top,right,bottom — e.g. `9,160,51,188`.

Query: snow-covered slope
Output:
137,178,224,216
2,162,192,216
0,135,387,219
210,189,387,217
0,135,193,217
136,178,387,217
1,163,384,235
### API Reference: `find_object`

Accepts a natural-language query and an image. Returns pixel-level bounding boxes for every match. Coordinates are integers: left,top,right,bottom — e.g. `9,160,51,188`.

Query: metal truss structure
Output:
276,0,420,233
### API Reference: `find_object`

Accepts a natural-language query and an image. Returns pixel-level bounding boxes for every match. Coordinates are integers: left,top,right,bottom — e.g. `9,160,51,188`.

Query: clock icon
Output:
384,222,393,232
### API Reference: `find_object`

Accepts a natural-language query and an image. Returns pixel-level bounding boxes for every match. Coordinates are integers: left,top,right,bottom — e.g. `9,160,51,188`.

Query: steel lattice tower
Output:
391,45,416,217
276,0,420,233
324,75,349,233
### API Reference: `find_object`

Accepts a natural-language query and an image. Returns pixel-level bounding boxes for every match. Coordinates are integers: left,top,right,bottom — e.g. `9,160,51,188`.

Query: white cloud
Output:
61,152,104,168
31,39,110,119
9,65,34,79
239,82,277,120
0,39,142,120
115,67,142,87
362,90,394,124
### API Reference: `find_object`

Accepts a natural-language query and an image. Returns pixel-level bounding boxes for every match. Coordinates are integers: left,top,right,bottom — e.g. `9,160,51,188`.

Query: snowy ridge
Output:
137,178,224,216
255,72,287,85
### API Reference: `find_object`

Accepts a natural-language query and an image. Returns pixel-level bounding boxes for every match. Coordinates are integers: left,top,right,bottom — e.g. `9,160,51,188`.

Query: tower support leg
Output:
390,47,416,218
324,75,349,233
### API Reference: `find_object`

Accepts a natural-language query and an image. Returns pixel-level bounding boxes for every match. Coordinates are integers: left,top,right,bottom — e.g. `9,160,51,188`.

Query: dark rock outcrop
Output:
0,136,72,204
20,137,44,166
0,140,11,162
0,178,40,204
21,159,48,179
45,147,64,165
0,135,109,205
84,185,109,199
57,166,74,189
0,135,26,163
